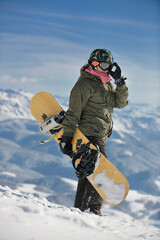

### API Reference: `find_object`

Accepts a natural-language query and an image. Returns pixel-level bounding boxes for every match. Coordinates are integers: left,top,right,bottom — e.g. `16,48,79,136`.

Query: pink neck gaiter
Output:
85,67,111,84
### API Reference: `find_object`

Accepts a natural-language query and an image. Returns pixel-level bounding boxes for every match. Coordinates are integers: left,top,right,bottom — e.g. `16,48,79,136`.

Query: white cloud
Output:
28,10,159,30
0,75,38,84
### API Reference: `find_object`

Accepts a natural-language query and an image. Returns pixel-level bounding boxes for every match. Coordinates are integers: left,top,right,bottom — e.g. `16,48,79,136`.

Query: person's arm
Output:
59,78,92,155
109,62,129,109
114,85,129,109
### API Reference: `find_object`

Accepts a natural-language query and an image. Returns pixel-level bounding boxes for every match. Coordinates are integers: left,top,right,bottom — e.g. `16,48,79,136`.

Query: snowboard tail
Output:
30,92,129,206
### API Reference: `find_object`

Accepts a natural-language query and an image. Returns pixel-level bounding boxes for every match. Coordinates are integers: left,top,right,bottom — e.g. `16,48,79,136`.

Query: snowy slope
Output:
0,88,68,121
0,88,160,229
0,185,159,240
0,89,33,121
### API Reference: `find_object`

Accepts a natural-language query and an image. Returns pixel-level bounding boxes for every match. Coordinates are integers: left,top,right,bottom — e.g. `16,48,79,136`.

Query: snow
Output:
155,176,160,190
0,171,16,178
61,177,77,191
0,185,159,240
113,118,135,138
0,89,33,121
0,89,67,121
89,169,126,205
111,139,125,144
124,150,133,156
17,183,52,198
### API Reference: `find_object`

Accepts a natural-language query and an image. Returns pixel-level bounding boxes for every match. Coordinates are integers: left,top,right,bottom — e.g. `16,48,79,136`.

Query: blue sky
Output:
0,0,160,104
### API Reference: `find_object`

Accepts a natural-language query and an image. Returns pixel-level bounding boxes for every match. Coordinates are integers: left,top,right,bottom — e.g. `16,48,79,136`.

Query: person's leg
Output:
74,178,88,209
81,180,103,215
81,136,107,215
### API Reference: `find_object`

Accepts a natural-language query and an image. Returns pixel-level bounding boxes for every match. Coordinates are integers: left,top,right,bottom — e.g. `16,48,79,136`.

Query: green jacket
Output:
62,66,129,140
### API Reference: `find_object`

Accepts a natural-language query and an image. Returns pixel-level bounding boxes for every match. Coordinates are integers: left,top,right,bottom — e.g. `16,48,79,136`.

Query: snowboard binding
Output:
39,110,66,144
72,142,100,179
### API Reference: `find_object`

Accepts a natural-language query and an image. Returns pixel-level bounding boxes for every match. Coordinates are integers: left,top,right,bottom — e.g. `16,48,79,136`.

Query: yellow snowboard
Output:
30,92,129,206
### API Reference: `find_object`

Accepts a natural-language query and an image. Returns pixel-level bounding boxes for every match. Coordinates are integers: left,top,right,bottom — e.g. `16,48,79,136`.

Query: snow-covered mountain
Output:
0,88,68,121
0,88,160,231
0,185,159,240
0,89,33,121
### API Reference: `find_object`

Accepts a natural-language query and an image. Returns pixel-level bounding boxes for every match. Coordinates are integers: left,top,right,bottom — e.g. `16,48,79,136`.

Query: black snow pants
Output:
74,136,107,215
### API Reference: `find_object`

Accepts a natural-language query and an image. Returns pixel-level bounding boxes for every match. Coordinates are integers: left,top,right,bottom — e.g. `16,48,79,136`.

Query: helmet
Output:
88,48,114,69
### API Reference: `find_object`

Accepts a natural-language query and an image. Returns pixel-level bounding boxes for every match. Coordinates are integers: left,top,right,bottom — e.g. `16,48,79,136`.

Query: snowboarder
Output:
59,48,129,215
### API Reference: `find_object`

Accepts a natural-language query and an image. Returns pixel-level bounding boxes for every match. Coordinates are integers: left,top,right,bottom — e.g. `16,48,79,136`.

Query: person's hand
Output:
58,136,72,155
108,62,126,86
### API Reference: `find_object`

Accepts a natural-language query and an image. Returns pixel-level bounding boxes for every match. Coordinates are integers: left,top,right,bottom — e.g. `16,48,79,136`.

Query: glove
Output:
108,62,126,87
58,136,72,155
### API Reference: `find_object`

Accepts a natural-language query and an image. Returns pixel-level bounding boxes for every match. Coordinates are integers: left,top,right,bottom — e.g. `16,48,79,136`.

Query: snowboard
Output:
30,92,129,206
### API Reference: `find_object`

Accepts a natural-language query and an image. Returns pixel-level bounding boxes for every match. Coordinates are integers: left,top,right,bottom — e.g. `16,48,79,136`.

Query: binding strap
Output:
72,142,100,179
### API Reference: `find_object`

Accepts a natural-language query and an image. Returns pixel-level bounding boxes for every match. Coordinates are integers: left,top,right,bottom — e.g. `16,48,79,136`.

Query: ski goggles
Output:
92,61,110,71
